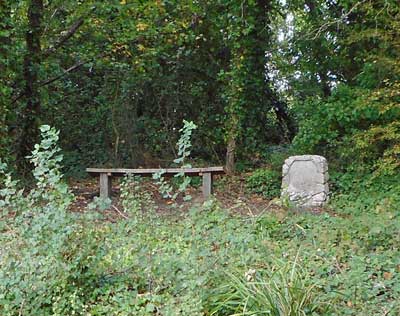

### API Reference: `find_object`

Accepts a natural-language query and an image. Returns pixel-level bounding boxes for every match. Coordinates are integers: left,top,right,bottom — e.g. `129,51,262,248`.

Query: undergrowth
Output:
0,126,399,315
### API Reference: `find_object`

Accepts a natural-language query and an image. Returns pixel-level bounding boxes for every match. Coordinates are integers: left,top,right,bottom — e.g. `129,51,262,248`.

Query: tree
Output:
221,0,293,173
11,0,91,174
17,0,44,174
277,0,400,174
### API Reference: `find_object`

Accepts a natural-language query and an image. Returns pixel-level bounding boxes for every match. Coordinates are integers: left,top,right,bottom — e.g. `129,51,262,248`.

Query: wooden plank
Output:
86,166,225,176
99,173,112,199
87,167,224,174
202,172,213,198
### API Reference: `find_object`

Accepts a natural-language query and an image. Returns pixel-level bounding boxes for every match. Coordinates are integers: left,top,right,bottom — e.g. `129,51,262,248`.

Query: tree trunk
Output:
0,2,12,158
17,0,43,174
224,1,272,174
225,136,236,174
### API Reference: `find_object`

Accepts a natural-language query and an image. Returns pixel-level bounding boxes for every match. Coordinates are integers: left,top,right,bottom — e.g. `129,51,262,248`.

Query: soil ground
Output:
68,174,282,219
68,174,329,222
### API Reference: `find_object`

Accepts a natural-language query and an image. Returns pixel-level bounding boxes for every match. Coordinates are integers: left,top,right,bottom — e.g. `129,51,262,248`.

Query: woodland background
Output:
1,0,398,179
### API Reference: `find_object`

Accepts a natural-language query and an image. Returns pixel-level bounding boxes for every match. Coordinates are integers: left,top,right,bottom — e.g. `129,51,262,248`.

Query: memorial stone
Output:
281,155,329,207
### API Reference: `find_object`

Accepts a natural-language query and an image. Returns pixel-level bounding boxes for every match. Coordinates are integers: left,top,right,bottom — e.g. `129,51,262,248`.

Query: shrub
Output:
246,168,281,199
292,84,400,176
0,126,103,316
152,120,197,203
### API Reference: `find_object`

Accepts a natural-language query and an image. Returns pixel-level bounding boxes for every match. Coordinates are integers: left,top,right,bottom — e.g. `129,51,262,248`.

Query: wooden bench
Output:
86,167,225,199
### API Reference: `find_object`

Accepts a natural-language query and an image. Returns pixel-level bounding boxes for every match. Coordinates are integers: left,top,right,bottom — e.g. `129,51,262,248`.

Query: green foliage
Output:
1,127,399,315
153,169,174,199
210,258,322,316
87,196,112,211
27,125,73,208
2,0,399,178
293,84,400,175
0,159,25,214
0,126,100,316
275,0,400,177
0,1,15,162
246,168,281,199
173,119,197,166
120,174,155,214
1,1,400,314
3,0,290,173
153,120,197,202
331,172,400,214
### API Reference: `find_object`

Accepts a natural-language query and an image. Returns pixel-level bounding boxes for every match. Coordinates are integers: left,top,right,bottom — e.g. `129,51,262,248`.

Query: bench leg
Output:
202,172,213,198
100,173,112,199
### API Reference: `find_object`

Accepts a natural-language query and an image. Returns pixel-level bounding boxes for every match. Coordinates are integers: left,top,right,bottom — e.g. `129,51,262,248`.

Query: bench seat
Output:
86,167,225,199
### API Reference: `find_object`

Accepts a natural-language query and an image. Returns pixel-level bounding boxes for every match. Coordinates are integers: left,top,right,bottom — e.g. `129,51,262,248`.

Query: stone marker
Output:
281,155,329,207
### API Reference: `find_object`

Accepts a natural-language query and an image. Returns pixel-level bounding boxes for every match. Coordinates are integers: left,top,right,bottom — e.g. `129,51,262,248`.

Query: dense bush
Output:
0,126,103,315
246,168,281,199
293,82,399,176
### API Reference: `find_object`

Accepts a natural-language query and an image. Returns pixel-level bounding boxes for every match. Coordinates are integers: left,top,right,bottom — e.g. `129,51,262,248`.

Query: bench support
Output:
89,167,223,200
202,172,213,198
99,173,112,199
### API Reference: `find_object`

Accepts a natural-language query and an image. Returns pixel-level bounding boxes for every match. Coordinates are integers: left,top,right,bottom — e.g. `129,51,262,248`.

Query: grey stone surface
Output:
281,155,329,207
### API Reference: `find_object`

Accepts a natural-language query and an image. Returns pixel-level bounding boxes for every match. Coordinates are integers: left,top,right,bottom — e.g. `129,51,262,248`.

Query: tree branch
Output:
307,0,366,40
39,59,88,86
42,17,84,58
43,7,60,35
11,59,90,104
42,6,96,58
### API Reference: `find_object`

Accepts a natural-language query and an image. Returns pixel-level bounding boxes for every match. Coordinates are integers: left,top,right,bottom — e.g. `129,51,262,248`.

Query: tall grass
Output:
210,254,325,316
